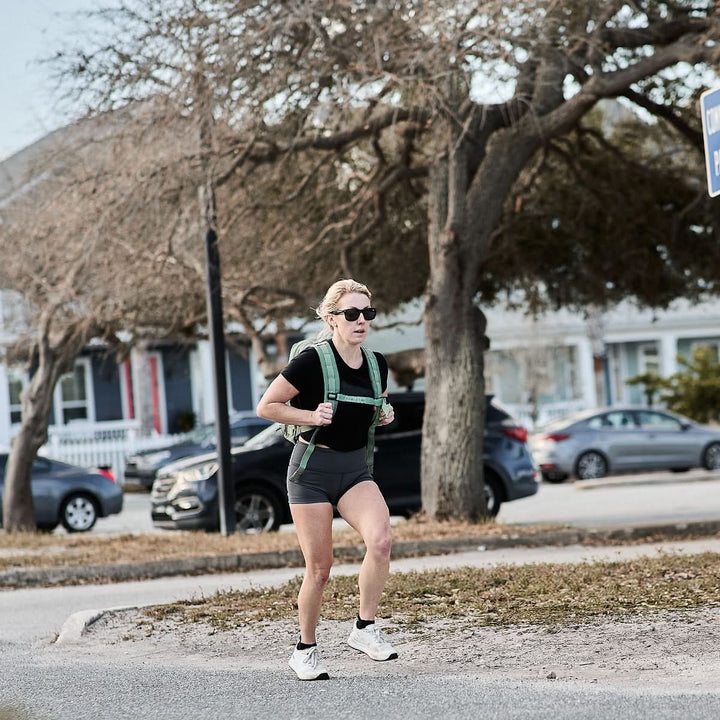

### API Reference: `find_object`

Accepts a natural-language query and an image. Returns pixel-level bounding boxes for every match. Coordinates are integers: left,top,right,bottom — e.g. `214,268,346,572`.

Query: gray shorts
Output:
287,444,374,506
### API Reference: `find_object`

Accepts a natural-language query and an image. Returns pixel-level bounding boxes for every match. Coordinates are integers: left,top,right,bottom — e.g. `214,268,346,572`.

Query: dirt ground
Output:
74,605,720,692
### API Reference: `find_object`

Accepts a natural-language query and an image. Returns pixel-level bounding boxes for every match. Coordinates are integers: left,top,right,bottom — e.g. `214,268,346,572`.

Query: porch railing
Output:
39,420,184,485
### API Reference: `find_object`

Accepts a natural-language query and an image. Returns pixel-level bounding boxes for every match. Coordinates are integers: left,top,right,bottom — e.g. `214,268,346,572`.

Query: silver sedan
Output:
530,406,720,482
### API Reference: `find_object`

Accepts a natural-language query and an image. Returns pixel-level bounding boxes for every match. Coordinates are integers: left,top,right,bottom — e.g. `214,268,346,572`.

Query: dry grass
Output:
0,518,561,572
144,552,720,629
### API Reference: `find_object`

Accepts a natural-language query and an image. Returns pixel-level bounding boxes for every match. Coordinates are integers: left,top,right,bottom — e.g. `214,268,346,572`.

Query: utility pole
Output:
197,65,235,535
200,192,235,535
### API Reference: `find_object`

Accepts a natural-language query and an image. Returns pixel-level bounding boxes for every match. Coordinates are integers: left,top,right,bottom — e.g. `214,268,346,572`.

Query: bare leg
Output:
290,502,334,644
337,481,392,620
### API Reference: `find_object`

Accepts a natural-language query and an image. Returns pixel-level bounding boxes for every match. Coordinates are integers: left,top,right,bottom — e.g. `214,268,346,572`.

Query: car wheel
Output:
60,493,99,532
541,470,569,484
702,442,720,470
483,472,502,517
575,451,608,480
234,484,282,533
37,523,58,533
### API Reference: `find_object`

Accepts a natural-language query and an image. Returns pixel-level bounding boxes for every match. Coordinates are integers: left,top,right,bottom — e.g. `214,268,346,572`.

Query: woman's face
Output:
328,292,373,346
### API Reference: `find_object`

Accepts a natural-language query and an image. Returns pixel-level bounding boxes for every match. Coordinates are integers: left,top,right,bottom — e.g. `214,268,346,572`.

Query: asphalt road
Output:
3,651,719,720
4,537,720,720
4,471,719,719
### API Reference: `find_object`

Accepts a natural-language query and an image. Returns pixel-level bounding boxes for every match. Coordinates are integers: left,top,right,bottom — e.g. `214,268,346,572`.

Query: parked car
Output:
0,453,123,532
530,406,720,482
125,413,271,489
150,392,539,533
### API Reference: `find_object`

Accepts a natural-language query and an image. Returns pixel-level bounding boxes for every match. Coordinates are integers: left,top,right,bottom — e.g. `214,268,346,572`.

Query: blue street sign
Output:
700,87,720,198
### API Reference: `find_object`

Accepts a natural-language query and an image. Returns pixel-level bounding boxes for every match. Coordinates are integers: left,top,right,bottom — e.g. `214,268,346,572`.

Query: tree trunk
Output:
421,124,541,522
422,283,488,520
3,318,88,533
2,371,56,531
421,150,488,520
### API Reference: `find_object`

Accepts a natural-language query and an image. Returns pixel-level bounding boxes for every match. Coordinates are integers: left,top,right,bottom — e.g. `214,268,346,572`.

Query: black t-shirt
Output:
281,340,388,451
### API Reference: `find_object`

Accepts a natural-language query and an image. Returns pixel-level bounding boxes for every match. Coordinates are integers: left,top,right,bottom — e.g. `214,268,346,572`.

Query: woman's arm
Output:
256,374,333,427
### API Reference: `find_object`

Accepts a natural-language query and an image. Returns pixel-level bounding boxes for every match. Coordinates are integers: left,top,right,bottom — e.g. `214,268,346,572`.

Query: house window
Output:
56,359,93,424
7,369,28,425
638,343,660,375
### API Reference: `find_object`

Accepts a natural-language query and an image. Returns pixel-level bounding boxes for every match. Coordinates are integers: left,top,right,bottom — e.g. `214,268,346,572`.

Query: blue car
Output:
0,453,123,532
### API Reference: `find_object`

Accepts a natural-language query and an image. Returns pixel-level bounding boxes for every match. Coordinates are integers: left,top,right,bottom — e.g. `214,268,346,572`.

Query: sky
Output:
0,0,97,161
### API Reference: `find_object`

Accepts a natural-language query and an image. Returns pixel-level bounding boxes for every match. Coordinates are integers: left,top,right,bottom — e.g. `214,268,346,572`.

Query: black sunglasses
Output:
329,307,377,322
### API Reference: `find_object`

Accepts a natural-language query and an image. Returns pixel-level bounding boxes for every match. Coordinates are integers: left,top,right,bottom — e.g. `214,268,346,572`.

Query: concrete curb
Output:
575,469,720,490
55,605,139,645
4,518,720,590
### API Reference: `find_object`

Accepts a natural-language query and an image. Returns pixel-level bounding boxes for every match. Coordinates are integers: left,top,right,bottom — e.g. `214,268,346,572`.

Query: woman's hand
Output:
311,402,334,426
378,402,394,426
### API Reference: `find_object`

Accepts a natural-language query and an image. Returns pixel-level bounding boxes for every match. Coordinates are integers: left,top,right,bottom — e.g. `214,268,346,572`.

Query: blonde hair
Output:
315,279,372,338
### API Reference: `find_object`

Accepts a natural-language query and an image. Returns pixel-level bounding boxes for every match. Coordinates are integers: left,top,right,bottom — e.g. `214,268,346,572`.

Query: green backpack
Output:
282,339,387,482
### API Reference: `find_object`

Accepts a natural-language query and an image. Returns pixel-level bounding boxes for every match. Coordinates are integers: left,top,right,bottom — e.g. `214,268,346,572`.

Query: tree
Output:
0,113,208,531
626,371,665,407
660,346,720,423
52,1,719,522
625,346,720,421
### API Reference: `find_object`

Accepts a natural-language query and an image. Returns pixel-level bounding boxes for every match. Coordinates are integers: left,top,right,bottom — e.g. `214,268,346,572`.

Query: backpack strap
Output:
362,346,384,472
288,342,385,482
288,341,336,483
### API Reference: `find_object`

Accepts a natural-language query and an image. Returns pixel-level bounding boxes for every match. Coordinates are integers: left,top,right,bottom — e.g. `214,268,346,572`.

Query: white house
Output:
368,296,720,429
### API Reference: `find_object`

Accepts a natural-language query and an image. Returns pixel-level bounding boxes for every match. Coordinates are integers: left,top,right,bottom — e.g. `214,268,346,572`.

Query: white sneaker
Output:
347,623,398,661
288,645,329,680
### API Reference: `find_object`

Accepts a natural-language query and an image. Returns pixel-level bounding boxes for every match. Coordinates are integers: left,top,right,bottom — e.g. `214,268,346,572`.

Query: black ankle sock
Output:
356,615,375,629
297,640,317,650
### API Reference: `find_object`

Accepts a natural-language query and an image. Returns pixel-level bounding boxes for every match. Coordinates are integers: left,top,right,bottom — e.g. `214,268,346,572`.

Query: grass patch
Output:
0,518,561,572
1,516,717,576
144,552,720,629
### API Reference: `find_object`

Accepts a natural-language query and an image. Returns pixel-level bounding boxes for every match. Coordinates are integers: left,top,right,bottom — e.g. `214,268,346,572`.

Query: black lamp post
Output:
201,187,235,536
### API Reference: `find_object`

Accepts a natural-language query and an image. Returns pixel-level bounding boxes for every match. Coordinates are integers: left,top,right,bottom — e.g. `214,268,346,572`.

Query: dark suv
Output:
125,413,270,489
150,392,539,532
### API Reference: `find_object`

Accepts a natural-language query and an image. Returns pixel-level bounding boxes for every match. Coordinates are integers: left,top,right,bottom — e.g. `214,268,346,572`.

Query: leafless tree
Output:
50,1,719,522
0,111,208,531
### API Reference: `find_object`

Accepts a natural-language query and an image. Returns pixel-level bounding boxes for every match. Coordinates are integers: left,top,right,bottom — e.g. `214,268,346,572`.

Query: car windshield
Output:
241,423,284,450
536,409,596,433
186,423,216,444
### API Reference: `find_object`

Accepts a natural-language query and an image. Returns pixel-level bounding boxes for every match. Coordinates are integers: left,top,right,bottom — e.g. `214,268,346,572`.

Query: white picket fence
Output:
39,420,184,485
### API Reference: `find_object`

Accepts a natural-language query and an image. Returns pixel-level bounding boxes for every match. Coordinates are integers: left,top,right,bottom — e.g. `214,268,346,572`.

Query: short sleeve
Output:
280,348,324,408
374,351,389,393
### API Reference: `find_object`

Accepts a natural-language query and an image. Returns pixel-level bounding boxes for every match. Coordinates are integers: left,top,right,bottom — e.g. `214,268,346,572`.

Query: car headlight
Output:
174,460,219,487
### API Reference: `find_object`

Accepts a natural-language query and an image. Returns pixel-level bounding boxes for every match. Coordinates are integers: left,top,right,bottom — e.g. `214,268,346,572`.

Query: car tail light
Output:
502,426,528,443
97,467,116,483
544,433,570,442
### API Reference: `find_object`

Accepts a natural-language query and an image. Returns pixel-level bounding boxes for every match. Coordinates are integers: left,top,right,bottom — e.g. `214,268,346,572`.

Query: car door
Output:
0,454,57,525
633,410,697,467
585,410,643,471
29,457,62,524
372,396,423,513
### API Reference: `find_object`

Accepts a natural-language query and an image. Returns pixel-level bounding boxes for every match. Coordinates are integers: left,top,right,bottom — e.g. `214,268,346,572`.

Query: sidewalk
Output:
4,516,720,589
51,532,720,646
